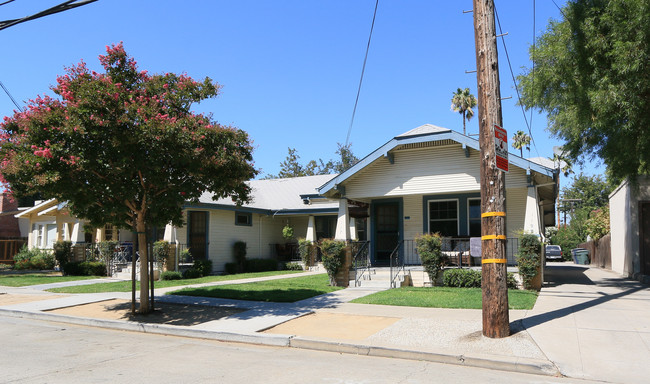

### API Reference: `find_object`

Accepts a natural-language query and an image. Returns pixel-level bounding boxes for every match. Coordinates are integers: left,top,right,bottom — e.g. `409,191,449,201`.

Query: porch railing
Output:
0,238,27,265
350,240,370,287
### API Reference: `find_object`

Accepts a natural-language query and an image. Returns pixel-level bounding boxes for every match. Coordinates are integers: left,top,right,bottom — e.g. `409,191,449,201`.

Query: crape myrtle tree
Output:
0,43,257,313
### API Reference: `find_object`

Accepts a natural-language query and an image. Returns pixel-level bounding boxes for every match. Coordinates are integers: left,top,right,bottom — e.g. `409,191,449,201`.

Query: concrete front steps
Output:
350,267,433,288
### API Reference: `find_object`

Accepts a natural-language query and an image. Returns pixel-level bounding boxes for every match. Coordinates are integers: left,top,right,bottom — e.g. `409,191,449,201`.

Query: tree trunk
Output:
136,214,150,313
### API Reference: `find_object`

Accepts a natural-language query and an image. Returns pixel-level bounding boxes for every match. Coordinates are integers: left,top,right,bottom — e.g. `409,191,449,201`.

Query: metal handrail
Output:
389,240,405,288
351,241,370,287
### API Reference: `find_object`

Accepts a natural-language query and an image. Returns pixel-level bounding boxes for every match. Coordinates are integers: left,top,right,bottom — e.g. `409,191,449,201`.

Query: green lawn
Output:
168,274,342,303
0,273,99,287
350,287,538,310
46,270,302,293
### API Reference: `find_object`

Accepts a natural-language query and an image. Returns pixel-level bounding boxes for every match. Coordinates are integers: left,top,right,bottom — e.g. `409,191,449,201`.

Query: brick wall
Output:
0,193,22,238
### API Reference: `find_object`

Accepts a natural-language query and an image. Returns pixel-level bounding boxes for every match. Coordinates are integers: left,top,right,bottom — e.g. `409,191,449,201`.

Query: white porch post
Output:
163,223,176,243
70,222,86,243
334,199,351,241
306,216,316,242
523,186,542,236
349,217,358,241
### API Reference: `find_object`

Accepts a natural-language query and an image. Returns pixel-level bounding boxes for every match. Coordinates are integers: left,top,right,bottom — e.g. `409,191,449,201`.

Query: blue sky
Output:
0,0,604,180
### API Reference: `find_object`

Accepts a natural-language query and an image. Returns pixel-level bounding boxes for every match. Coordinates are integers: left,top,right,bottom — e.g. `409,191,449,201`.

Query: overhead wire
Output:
345,0,379,147
493,4,539,157
0,79,23,112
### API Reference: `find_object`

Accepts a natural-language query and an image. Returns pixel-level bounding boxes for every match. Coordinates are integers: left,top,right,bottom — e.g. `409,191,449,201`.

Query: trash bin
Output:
571,248,587,264
575,249,590,265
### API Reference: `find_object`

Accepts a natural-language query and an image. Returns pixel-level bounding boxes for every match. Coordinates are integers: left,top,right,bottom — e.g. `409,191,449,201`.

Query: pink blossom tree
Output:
0,43,257,313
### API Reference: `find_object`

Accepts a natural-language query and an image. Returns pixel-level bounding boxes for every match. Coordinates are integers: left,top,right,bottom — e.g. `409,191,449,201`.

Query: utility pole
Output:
473,0,509,338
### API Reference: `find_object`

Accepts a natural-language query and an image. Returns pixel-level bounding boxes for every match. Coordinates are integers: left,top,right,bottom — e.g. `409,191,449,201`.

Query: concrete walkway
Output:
1,264,648,382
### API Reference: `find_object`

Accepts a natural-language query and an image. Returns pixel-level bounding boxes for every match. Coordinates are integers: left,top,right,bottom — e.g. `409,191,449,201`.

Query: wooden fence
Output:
579,233,611,270
0,239,27,265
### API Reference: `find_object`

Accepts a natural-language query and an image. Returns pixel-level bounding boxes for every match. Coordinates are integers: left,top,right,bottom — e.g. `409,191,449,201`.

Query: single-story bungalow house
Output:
609,176,650,283
17,124,559,273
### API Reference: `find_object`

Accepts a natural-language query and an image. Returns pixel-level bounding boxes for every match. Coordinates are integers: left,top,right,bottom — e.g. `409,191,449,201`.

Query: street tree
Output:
518,0,650,183
511,130,531,157
0,43,257,313
264,143,359,179
450,87,477,136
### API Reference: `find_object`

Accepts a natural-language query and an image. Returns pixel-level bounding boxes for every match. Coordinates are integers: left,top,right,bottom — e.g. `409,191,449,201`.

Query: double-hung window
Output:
428,200,459,237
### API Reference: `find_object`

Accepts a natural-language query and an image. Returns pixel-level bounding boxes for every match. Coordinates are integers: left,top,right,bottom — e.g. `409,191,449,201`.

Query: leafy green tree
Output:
0,43,256,313
511,130,531,157
264,143,359,179
518,0,650,183
561,173,613,212
450,87,477,136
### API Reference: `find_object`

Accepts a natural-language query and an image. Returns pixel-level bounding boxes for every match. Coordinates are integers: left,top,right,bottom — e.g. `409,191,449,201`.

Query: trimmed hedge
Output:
442,268,519,289
284,262,303,271
160,271,183,280
244,258,278,272
62,261,107,276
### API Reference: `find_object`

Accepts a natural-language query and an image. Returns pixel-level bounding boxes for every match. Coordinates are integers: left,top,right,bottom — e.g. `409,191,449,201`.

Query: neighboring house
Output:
0,193,29,264
609,176,650,282
318,124,558,266
16,124,559,274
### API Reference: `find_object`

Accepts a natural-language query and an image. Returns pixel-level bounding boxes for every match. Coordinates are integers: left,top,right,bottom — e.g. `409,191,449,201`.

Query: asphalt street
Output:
0,315,591,384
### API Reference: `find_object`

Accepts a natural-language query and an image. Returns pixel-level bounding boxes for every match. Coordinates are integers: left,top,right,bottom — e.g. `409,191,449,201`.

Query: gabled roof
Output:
319,124,558,195
194,174,339,215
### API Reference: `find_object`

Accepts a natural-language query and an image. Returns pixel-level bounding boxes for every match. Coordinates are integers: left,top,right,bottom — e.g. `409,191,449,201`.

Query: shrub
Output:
0,263,12,270
180,249,193,263
192,259,213,277
297,238,313,267
284,262,303,271
516,233,542,290
160,271,182,280
182,268,202,279
153,241,171,269
415,233,443,285
53,241,72,267
245,258,278,272
224,262,238,275
443,268,482,288
443,268,519,289
62,261,107,276
233,241,247,273
319,239,346,285
13,246,55,270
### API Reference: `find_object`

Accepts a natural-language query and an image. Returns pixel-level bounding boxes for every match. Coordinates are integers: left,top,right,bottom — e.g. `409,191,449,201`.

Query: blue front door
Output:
373,201,400,265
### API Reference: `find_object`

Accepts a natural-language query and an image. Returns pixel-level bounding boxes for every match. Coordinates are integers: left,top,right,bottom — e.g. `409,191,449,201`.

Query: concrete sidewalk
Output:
1,264,648,382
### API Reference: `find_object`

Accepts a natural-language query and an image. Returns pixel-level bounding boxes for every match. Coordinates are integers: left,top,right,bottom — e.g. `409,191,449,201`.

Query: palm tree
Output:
450,88,477,135
511,130,532,157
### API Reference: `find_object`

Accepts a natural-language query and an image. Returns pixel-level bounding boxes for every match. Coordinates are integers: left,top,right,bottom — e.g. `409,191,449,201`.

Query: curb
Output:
0,307,559,377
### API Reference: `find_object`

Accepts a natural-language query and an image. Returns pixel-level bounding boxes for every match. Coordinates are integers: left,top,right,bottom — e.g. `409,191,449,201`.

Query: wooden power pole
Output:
472,0,510,338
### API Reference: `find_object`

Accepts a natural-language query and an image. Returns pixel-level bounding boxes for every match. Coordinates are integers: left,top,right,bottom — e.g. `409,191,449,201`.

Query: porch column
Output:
163,223,176,243
306,216,316,242
70,222,86,243
349,217,357,241
56,221,64,242
334,199,351,241
523,186,542,236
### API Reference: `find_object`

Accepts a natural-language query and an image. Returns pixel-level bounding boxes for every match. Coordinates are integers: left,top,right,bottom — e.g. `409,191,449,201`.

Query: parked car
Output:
545,245,563,261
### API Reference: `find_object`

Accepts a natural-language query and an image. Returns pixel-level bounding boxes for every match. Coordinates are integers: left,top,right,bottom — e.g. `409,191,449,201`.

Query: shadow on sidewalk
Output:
515,265,647,331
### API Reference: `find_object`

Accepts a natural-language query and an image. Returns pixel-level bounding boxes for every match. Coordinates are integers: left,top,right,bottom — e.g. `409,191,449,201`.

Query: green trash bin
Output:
575,250,590,265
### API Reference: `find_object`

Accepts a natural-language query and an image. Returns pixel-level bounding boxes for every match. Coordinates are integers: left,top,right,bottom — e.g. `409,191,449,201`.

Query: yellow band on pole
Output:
481,212,506,217
482,258,507,264
481,235,507,240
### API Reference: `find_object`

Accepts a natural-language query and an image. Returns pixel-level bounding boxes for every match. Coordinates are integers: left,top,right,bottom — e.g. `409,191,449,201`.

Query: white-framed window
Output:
467,198,481,237
104,224,117,241
46,224,57,248
235,211,252,226
428,199,459,237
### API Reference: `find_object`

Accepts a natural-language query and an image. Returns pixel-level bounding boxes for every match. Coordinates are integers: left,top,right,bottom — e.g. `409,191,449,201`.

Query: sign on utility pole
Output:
473,0,510,338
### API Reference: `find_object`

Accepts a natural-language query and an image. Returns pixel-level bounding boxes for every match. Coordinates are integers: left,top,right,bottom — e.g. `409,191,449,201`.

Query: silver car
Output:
545,245,563,261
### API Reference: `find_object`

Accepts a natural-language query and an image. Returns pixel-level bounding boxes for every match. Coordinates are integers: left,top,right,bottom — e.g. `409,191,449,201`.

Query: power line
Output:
0,79,23,112
345,0,379,147
493,5,539,157
0,1,17,7
0,0,98,31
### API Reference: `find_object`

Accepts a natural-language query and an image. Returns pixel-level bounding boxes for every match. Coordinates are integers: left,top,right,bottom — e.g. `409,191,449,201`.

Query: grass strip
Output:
350,287,538,310
169,274,342,303
0,273,99,287
46,270,302,294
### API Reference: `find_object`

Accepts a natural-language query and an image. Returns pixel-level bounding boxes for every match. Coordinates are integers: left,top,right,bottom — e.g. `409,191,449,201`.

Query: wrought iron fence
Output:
350,241,370,287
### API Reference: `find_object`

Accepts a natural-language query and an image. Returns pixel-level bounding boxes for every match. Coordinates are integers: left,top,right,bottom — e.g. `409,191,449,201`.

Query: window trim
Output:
427,198,460,236
467,198,482,237
234,211,253,227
